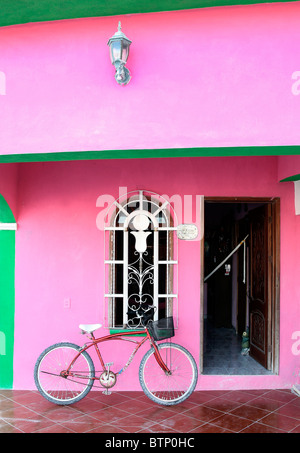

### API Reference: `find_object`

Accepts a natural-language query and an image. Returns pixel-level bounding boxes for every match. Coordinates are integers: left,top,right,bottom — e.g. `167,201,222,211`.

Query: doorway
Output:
201,197,280,375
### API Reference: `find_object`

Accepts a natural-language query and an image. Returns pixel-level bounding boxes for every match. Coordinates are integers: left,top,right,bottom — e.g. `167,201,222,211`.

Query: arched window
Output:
104,190,178,331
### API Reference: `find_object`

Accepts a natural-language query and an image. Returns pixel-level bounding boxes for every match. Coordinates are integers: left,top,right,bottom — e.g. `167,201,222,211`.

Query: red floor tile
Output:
112,414,155,433
87,424,129,433
0,398,21,415
222,390,258,404
0,405,39,422
112,398,154,414
60,414,108,433
245,396,287,411
240,422,287,433
64,397,109,414
209,413,253,431
189,422,234,433
202,396,243,412
137,405,179,423
138,423,178,433
264,389,298,404
0,389,298,433
159,413,204,432
88,391,132,405
187,391,219,405
34,405,83,423
88,405,129,424
18,398,54,414
33,424,75,433
290,424,300,433
184,404,224,423
289,396,300,407
0,418,23,433
258,411,300,432
229,404,270,421
274,402,300,420
2,390,42,406
167,399,198,413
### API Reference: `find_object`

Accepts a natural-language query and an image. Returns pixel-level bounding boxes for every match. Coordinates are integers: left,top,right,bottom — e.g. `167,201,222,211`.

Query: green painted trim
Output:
109,329,146,336
0,230,15,389
0,146,300,164
0,194,16,223
0,0,298,28
0,194,16,389
280,174,300,182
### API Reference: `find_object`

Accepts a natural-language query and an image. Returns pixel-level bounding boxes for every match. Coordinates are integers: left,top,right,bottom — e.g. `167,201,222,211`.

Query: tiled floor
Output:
0,388,299,433
203,321,272,375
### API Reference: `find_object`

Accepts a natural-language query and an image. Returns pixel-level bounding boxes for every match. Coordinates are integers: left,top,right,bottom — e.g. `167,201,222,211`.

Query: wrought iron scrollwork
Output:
127,250,155,328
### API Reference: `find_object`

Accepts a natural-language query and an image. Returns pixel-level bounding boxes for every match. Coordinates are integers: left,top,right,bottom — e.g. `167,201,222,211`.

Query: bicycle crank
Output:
99,362,117,395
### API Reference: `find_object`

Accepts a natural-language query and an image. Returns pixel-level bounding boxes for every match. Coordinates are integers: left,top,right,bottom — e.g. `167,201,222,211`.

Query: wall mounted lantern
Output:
108,22,132,85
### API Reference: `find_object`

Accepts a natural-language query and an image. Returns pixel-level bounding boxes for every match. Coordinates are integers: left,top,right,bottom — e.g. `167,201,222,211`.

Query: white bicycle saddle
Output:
79,323,102,334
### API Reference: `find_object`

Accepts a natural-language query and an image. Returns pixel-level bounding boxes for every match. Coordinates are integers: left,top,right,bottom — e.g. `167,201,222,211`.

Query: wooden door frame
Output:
200,197,280,374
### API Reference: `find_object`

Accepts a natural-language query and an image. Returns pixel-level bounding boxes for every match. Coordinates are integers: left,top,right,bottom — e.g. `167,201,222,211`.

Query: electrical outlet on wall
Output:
64,298,71,309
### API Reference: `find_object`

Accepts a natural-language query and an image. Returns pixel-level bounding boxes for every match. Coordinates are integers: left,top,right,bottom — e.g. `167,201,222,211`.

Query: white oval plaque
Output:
177,224,198,240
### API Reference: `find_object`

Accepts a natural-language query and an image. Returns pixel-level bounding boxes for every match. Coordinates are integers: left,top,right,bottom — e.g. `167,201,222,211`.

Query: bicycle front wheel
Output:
34,342,95,405
139,342,198,405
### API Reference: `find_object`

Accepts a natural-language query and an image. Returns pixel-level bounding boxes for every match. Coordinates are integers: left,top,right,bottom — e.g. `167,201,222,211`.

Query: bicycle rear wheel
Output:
139,342,198,405
34,342,95,405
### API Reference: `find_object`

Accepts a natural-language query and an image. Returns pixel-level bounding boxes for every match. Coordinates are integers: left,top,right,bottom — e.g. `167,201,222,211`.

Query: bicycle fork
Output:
152,341,171,374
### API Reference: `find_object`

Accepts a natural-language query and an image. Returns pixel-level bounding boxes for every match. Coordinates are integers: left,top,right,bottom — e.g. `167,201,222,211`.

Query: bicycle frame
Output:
65,327,170,382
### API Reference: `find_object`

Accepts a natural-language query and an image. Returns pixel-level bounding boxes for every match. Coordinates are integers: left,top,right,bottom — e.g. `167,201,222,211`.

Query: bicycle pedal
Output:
105,362,114,367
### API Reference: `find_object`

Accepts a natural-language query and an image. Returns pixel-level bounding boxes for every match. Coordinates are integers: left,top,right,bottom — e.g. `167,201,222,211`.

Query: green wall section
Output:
0,231,15,388
0,0,297,27
0,195,16,389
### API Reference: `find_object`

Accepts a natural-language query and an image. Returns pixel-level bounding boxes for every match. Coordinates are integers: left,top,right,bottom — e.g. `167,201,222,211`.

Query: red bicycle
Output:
34,317,198,406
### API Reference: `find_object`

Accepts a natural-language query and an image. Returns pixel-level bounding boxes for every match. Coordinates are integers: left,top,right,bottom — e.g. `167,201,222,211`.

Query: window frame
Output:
104,190,178,331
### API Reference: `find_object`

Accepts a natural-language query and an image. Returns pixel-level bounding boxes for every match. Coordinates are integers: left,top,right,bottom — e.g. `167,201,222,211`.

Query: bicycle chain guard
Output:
99,361,117,394
99,370,117,389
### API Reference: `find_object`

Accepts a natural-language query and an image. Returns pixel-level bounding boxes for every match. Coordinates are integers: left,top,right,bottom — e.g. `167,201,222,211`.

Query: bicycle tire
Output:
34,342,95,405
139,342,198,405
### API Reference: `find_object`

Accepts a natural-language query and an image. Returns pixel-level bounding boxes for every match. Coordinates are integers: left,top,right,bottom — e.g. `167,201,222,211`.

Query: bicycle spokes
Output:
139,343,198,405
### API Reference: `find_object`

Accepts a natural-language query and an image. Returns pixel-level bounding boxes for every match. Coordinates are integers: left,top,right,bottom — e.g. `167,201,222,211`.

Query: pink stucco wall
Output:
9,155,299,391
0,2,300,155
0,2,299,392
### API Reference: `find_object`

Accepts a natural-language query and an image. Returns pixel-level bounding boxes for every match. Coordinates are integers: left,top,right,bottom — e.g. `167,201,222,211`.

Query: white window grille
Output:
104,190,178,330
